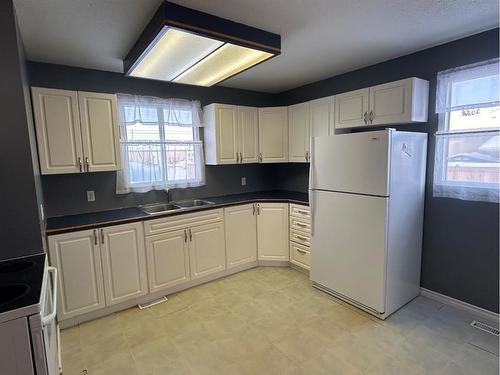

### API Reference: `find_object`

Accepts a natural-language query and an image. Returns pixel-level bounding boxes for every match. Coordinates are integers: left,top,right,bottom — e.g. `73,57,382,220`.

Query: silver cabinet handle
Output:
305,151,309,162
100,228,104,244
369,110,374,124
296,210,309,216
295,234,308,241
252,204,256,216
41,266,58,326
296,248,308,255
78,157,83,172
236,152,239,163
85,157,90,172
188,228,192,242
296,222,308,228
240,152,243,163
184,229,187,243
93,230,98,245
363,111,368,124
257,204,260,215
259,153,263,163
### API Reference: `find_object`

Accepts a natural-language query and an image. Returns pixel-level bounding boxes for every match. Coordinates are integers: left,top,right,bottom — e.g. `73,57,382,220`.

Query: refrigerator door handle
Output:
309,137,314,236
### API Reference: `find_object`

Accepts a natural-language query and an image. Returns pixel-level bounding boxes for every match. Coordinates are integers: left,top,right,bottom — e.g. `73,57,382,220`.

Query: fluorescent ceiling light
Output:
173,43,273,86
124,1,281,87
130,27,223,81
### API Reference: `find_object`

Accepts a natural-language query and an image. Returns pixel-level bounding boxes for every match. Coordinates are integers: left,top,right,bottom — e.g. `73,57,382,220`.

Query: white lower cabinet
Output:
48,222,147,320
48,230,106,320
257,203,289,261
100,223,148,306
145,229,190,293
224,204,257,269
189,222,226,280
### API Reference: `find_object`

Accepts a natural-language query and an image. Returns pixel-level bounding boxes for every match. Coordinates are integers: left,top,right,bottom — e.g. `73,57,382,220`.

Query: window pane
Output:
449,105,500,132
443,133,499,184
126,144,163,184
164,126,194,142
126,122,161,142
451,74,500,109
165,144,196,181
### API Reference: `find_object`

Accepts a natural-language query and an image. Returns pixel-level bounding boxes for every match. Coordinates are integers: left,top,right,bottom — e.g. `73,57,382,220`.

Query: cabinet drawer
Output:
290,204,310,219
290,229,310,247
290,216,311,233
290,242,310,270
144,209,223,236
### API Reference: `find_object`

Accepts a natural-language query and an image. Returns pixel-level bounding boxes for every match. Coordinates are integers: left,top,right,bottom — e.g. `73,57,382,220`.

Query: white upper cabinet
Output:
32,87,121,174
335,88,370,129
32,87,83,174
258,106,288,163
334,78,429,129
288,102,310,163
100,222,148,306
78,92,121,172
369,78,429,125
224,204,257,269
238,106,259,163
204,104,258,164
309,95,335,137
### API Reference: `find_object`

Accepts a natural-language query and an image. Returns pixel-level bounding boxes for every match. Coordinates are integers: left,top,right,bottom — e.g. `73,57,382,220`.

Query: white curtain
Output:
116,94,206,194
433,58,500,203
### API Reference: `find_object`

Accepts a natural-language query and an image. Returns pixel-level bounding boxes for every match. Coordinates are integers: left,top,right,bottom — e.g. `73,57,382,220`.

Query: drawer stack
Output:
289,204,311,270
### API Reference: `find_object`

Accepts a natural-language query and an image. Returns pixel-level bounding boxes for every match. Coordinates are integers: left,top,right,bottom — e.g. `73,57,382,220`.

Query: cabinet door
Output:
0,318,34,375
288,102,310,162
215,104,238,164
257,203,289,261
335,88,369,129
369,79,412,125
189,222,226,280
48,230,105,320
238,106,259,163
258,107,288,163
145,229,190,293
32,87,83,175
78,92,121,172
309,96,334,139
100,223,147,305
224,204,257,269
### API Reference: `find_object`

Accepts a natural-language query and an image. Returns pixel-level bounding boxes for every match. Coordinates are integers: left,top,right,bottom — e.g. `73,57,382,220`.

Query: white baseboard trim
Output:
420,287,499,323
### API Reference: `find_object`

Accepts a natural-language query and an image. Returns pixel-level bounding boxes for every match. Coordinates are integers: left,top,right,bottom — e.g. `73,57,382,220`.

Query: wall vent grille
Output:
470,320,499,336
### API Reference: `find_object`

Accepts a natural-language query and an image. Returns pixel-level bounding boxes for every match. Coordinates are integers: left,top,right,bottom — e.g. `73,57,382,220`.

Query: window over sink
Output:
434,58,500,203
116,94,205,193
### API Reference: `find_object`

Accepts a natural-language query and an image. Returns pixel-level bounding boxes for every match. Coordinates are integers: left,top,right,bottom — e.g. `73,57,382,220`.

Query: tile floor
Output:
60,267,499,375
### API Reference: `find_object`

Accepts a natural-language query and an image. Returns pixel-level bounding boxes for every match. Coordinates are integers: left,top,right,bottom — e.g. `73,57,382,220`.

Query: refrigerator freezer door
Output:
310,130,391,196
310,190,388,313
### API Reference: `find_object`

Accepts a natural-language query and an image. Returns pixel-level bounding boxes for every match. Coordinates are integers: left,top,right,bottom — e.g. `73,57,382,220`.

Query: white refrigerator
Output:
309,129,427,319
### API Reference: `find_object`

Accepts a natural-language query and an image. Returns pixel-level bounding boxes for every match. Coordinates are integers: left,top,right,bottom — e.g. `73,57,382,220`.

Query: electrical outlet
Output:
87,190,96,202
241,177,247,186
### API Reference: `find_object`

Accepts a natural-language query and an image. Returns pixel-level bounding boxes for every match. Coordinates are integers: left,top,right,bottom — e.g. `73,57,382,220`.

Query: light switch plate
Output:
87,190,96,202
241,177,247,186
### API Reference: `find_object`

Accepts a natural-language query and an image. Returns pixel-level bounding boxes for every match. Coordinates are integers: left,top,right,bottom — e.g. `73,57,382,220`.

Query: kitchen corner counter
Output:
46,190,308,235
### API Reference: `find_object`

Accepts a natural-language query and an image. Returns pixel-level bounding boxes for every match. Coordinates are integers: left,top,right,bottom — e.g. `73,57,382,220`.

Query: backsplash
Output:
42,163,309,217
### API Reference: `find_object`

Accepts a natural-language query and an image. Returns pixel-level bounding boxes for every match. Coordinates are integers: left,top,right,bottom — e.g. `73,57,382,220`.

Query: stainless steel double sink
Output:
139,199,214,215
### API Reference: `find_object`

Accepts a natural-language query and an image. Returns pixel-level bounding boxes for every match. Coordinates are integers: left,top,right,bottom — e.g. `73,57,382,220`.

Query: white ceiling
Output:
14,0,499,93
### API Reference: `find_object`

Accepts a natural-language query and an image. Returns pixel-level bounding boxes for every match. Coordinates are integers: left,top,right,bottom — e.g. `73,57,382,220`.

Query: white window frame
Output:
433,59,500,203
116,95,205,194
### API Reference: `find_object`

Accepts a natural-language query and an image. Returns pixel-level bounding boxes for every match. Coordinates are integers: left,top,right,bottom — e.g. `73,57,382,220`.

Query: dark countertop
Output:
0,253,46,321
46,190,308,235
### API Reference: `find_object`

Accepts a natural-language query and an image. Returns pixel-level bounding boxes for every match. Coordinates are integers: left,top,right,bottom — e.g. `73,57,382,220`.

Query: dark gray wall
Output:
0,0,43,260
280,28,499,313
42,164,279,217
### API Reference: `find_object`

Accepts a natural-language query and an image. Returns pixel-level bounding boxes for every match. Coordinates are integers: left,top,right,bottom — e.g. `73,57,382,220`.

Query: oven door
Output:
31,266,61,375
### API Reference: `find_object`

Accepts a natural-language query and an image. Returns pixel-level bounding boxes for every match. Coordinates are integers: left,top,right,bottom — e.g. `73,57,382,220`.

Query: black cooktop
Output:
0,253,46,315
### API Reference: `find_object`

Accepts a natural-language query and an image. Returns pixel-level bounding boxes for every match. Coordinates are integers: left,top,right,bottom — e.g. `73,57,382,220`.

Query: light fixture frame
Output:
124,1,281,86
